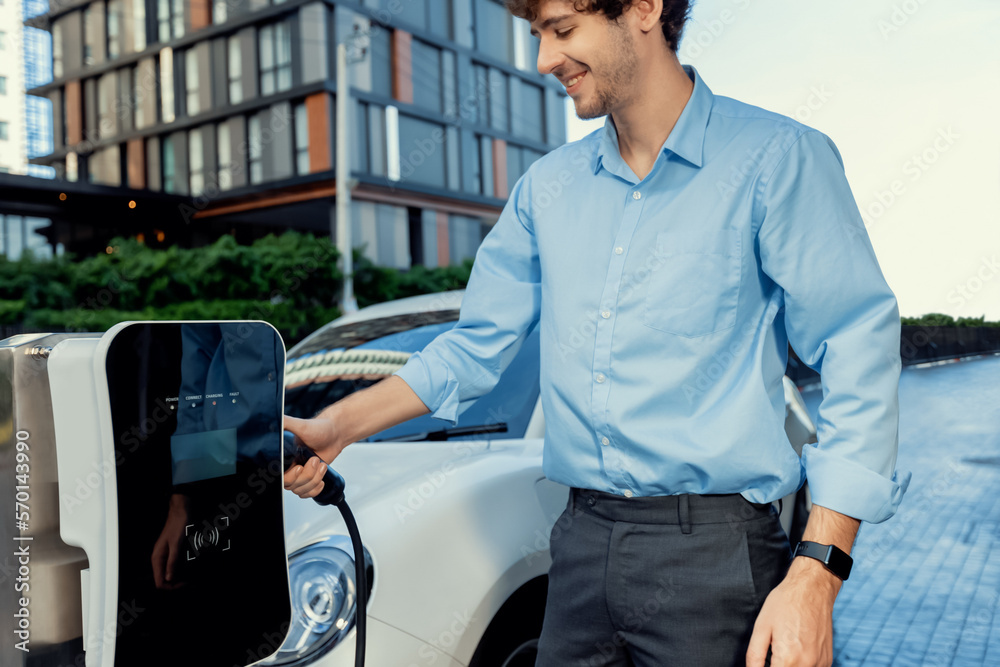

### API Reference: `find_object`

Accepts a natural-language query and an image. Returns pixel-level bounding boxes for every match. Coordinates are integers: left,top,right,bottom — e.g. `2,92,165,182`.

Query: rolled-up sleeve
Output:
756,129,910,523
393,169,542,425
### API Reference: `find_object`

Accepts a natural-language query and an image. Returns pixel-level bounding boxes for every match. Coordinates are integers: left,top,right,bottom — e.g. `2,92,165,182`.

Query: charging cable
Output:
283,432,367,667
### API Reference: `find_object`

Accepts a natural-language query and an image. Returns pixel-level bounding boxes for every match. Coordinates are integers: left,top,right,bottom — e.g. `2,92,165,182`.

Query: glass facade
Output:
107,0,122,60
0,216,56,260
162,134,176,192
259,22,292,97
158,0,184,44
248,114,263,184
185,48,200,115
227,35,242,104
189,127,204,195
217,121,232,190
294,102,309,175
31,0,564,267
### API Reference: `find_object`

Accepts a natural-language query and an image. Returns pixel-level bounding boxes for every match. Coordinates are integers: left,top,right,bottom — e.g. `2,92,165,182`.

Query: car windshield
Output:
284,314,541,442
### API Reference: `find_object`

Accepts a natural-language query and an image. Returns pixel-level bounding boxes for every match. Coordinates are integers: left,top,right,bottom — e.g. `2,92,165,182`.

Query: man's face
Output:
530,0,640,120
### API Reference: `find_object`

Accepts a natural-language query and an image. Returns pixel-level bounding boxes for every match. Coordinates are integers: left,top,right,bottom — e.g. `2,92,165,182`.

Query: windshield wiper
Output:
371,423,508,442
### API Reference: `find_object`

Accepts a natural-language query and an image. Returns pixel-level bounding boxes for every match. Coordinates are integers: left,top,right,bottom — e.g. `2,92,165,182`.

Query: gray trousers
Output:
535,488,791,666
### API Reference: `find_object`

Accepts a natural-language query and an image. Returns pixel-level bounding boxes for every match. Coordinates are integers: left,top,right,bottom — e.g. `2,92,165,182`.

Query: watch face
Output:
105,322,291,666
796,541,852,580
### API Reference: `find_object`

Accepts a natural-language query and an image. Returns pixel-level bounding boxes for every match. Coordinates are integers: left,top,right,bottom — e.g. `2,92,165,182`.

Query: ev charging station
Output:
1,322,294,667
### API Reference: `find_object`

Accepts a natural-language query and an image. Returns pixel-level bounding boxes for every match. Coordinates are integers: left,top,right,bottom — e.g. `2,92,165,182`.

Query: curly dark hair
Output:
506,0,692,52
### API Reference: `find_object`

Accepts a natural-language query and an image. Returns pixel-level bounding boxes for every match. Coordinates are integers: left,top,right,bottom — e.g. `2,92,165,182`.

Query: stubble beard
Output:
574,21,639,120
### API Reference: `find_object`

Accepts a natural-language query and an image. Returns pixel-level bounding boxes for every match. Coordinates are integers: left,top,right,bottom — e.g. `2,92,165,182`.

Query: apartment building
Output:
0,0,28,175
22,0,567,265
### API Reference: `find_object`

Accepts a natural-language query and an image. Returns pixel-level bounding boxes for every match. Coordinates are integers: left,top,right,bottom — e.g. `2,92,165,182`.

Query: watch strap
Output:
793,541,853,581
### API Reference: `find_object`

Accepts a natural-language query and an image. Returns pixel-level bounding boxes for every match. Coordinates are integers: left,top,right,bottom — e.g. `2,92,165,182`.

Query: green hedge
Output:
0,232,473,344
900,313,1000,327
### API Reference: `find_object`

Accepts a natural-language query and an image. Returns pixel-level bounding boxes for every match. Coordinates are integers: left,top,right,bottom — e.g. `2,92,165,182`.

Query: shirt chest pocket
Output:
641,228,742,337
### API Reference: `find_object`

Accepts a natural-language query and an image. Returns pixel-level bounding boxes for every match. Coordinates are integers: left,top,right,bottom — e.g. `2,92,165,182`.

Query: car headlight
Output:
260,535,373,666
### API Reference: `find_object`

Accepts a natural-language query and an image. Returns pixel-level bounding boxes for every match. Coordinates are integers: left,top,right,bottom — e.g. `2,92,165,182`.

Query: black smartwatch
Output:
793,541,853,581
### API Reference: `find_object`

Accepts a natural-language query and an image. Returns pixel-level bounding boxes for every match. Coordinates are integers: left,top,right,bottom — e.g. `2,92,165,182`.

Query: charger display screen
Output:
104,322,291,667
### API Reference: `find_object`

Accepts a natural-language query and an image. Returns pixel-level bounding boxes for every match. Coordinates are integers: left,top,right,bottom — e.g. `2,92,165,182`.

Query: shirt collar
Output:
593,64,713,175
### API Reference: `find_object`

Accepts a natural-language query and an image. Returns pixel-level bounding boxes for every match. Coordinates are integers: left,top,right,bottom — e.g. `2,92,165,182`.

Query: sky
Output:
563,0,1000,321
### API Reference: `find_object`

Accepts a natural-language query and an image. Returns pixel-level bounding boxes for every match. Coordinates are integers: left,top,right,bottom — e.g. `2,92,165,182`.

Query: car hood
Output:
281,437,544,547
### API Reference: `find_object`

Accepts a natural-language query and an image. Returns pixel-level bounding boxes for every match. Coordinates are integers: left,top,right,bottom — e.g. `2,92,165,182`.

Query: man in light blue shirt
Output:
285,0,908,664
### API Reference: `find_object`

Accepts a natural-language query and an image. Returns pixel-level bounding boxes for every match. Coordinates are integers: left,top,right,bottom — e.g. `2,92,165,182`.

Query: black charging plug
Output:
282,431,346,506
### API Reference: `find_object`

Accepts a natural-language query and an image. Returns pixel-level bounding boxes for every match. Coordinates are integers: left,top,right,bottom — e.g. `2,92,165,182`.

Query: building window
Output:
449,214,488,264
60,93,67,146
83,6,95,65
52,23,63,76
471,63,510,133
476,134,493,196
66,152,79,181
472,64,489,126
368,25,392,97
397,115,446,188
189,128,204,195
213,0,227,24
429,1,452,39
227,35,242,104
506,143,542,190
0,76,6,95
259,22,292,96
98,74,117,138
160,48,175,123
248,115,263,184
0,122,8,141
162,135,175,192
0,31,6,49
133,0,147,51
216,121,232,190
489,68,509,133
294,103,308,175
474,0,512,64
517,82,544,143
132,65,145,128
411,40,442,113
184,49,199,116
158,0,184,43
107,0,122,59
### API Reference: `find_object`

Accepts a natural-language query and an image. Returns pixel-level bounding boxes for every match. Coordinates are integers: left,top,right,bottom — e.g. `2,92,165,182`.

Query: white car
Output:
269,290,815,667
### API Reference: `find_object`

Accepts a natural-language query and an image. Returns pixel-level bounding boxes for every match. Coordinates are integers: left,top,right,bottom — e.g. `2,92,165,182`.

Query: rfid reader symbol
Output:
185,516,232,561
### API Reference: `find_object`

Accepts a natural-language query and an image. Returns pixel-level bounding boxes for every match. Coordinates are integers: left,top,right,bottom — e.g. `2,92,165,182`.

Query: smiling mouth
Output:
564,72,586,90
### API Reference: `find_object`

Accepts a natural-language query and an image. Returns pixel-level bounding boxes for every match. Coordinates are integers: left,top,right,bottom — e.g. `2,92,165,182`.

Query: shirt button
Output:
601,436,610,446
614,246,623,255
595,373,606,383
601,310,611,319
623,490,634,498
632,191,641,200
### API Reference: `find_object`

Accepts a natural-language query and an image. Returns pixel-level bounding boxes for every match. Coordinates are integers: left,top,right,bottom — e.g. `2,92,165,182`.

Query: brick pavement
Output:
799,354,1000,666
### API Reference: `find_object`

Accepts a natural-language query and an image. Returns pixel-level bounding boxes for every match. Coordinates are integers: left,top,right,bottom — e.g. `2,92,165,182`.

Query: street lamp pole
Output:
335,39,364,314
